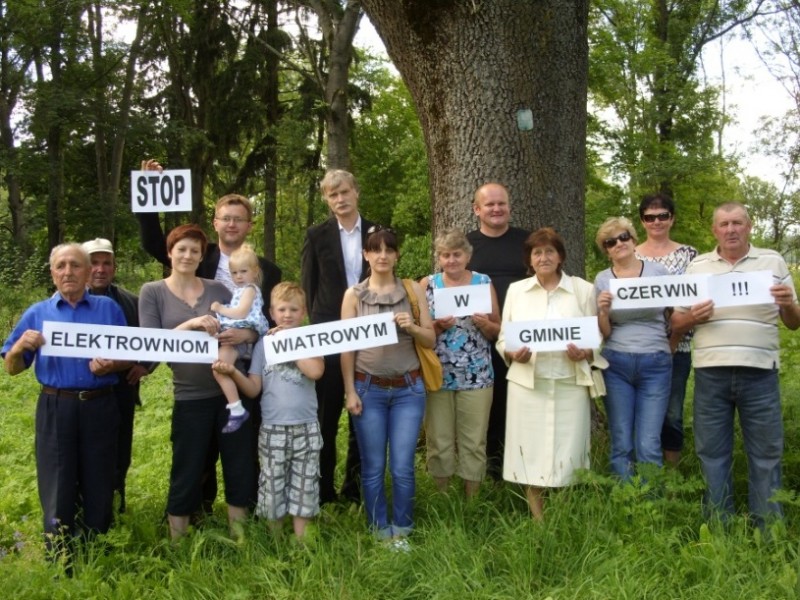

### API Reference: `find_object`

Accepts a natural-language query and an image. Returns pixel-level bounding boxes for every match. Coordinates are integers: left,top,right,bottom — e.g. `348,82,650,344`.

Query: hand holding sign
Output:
131,161,192,213
432,284,492,319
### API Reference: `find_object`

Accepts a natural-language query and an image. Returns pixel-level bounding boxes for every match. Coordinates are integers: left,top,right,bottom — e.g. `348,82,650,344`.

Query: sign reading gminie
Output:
264,312,397,365
609,271,774,309
432,283,492,319
130,169,192,213
503,316,602,353
40,321,217,363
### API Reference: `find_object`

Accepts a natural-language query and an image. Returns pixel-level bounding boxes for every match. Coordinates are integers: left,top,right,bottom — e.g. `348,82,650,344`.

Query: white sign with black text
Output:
502,316,602,353
130,169,192,213
608,271,775,309
432,283,492,319
609,274,708,309
264,312,397,365
40,321,217,363
707,271,775,308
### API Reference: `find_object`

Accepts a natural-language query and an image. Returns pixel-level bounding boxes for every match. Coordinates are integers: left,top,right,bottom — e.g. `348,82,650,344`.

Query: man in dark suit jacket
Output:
302,169,375,505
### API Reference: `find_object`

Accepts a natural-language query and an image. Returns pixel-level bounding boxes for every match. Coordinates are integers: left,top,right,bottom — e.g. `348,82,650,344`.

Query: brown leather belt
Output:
355,370,420,388
41,386,114,401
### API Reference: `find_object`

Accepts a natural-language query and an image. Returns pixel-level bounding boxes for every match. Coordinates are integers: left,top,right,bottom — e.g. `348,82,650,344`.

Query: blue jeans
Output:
601,349,672,480
693,367,783,523
661,351,692,452
352,373,426,539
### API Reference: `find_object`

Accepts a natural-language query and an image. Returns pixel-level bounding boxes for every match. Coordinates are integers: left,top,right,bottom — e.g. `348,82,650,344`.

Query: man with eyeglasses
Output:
136,158,281,515
301,169,377,505
137,160,281,309
672,201,800,526
466,182,529,481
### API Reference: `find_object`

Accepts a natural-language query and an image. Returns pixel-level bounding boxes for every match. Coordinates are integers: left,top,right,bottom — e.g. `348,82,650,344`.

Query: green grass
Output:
3,300,800,597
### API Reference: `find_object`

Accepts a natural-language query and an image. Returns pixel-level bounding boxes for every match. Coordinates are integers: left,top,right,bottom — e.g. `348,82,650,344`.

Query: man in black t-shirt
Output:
467,183,529,481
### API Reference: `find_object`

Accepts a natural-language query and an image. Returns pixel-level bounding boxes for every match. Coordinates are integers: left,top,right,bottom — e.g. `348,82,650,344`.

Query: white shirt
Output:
215,252,236,292
339,215,363,288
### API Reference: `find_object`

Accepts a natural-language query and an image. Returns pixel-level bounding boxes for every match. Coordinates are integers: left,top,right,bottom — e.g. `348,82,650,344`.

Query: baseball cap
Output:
82,238,114,255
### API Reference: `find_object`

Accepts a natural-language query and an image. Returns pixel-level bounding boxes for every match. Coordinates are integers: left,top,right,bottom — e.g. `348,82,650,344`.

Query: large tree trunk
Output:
361,0,589,274
321,0,362,170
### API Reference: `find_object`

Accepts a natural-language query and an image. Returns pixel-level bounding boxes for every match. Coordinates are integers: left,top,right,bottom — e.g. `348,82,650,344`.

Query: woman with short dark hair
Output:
139,224,256,539
497,227,600,520
635,194,697,467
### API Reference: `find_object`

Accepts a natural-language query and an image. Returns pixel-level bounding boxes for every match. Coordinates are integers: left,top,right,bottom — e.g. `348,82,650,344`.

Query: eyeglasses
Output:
366,224,395,236
642,212,672,223
215,216,250,224
602,231,633,249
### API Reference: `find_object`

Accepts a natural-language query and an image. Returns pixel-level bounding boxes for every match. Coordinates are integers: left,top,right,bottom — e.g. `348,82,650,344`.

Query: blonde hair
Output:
229,243,262,286
215,194,253,221
320,169,358,195
271,282,306,308
595,217,638,253
434,228,473,256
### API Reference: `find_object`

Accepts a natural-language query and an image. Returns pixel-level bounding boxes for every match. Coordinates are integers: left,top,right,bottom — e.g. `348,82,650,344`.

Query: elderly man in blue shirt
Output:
2,243,128,563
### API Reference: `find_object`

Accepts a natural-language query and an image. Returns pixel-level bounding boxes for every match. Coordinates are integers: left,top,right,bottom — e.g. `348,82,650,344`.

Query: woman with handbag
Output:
497,228,601,521
341,226,435,548
419,228,500,498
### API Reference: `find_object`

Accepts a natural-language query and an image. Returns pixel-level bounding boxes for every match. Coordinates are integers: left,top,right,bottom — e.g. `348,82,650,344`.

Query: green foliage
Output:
0,272,789,598
588,0,747,247
3,317,800,596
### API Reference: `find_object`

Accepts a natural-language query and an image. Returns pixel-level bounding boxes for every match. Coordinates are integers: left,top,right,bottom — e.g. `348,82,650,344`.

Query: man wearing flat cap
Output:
82,238,149,514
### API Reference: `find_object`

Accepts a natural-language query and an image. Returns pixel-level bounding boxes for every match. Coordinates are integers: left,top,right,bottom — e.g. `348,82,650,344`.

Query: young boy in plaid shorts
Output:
213,282,324,538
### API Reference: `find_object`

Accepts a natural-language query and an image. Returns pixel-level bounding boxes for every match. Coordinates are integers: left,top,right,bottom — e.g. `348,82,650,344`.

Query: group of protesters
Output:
3,162,798,565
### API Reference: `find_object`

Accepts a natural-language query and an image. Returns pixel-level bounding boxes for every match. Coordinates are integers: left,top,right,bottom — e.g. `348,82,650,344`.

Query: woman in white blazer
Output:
497,228,603,520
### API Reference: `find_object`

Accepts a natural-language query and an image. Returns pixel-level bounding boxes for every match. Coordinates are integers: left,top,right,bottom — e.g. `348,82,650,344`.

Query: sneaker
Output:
222,409,250,434
388,538,411,553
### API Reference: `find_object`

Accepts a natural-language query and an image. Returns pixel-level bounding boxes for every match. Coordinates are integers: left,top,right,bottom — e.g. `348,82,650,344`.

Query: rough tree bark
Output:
361,0,589,274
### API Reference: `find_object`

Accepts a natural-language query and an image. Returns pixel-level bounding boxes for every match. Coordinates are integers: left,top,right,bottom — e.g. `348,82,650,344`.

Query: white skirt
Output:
503,378,590,487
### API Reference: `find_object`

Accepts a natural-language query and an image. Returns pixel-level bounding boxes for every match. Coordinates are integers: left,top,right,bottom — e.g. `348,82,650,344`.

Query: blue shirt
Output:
1,291,126,388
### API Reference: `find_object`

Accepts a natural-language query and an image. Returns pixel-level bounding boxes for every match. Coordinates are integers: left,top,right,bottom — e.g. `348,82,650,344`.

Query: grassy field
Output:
2,289,800,598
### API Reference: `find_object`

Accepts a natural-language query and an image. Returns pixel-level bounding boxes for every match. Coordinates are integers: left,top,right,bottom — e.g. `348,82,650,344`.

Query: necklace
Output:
443,270,471,286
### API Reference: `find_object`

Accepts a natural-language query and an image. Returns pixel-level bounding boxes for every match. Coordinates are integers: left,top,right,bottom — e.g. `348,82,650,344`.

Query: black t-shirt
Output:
467,226,529,310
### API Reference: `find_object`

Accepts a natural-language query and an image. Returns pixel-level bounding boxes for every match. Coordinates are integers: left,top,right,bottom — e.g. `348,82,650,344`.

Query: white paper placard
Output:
131,169,192,213
609,274,709,309
707,270,775,308
40,321,217,363
264,312,397,365
432,283,492,318
502,316,602,352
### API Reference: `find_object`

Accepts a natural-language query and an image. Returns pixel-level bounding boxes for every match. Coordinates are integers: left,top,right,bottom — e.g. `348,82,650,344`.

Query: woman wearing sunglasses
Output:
634,194,697,468
594,217,672,481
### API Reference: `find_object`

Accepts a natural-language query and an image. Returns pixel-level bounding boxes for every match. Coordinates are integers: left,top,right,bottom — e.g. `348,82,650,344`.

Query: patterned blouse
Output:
425,272,494,390
636,244,698,353
217,282,269,336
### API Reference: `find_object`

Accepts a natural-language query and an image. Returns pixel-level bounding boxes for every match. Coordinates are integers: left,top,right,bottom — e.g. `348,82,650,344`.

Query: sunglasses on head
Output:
602,231,633,249
366,224,395,236
642,212,671,223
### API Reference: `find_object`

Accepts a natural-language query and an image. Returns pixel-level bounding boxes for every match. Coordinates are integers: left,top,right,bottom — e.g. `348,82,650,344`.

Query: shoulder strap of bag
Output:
401,278,421,325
